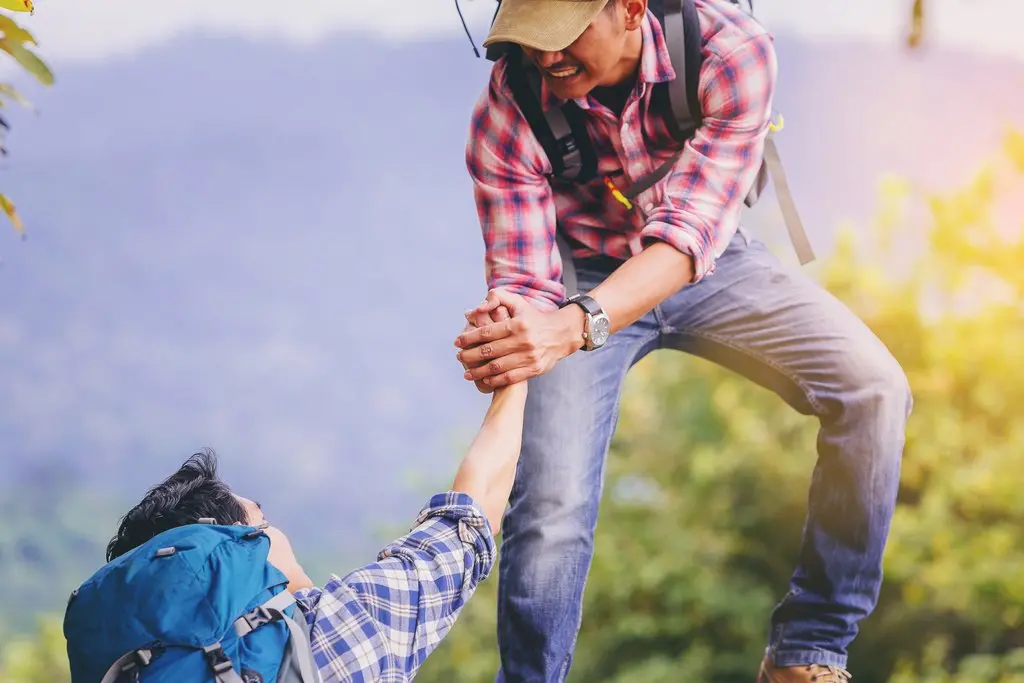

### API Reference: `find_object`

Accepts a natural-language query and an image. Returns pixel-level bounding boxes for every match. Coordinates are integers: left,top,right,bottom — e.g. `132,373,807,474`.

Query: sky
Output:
12,0,1024,64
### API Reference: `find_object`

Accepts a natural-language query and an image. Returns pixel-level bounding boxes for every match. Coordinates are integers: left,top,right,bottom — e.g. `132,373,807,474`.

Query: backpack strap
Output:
763,134,815,264
202,643,247,683
98,649,153,683
504,48,598,183
234,590,322,683
278,610,322,683
618,0,701,200
555,232,579,296
636,0,817,264
663,0,704,136
233,589,298,637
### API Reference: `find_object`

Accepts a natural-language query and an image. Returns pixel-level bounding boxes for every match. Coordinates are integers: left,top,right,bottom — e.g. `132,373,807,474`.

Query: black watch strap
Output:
564,294,603,317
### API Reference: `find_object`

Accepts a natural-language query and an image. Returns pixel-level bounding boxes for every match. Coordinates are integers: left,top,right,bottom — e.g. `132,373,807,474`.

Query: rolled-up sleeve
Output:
295,492,495,682
641,31,778,281
466,60,564,312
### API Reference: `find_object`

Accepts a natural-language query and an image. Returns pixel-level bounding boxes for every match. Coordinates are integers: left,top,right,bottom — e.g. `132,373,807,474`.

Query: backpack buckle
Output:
246,605,275,630
235,604,280,636
202,643,234,674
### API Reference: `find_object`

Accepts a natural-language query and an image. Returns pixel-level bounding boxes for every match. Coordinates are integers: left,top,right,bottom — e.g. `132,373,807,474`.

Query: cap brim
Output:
482,0,608,53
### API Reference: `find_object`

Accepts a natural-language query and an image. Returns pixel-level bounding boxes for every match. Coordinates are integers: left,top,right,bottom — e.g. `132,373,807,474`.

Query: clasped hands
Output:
456,289,586,392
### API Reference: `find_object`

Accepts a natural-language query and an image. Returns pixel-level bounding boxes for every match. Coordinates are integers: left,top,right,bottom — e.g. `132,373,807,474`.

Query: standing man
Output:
455,1,912,682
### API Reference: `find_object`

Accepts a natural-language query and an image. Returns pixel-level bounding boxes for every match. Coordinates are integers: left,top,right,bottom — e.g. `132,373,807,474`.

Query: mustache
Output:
545,62,581,71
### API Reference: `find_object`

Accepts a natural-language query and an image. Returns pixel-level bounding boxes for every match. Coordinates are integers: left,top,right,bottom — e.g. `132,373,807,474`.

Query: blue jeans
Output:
494,231,913,681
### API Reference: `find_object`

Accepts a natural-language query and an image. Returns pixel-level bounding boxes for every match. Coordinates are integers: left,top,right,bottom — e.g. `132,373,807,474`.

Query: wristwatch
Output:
562,294,611,351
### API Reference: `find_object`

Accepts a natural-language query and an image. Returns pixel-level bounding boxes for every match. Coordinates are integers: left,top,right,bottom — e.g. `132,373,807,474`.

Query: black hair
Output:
105,449,248,561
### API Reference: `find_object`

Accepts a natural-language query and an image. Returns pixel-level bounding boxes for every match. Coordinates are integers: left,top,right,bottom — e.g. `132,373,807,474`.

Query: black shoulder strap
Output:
502,48,598,183
655,0,704,142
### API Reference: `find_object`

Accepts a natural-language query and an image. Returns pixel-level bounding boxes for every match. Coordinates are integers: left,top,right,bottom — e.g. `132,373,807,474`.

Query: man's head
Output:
484,0,648,100
106,449,312,591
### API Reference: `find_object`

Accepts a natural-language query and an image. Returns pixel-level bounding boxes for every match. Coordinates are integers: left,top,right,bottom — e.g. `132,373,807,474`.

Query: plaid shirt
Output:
294,492,495,682
466,1,777,310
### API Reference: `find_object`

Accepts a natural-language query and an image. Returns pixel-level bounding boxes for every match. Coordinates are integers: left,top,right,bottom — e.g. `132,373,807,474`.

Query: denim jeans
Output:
494,231,913,682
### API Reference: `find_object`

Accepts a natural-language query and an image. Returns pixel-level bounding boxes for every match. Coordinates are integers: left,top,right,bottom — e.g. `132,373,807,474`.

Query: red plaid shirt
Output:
466,1,777,311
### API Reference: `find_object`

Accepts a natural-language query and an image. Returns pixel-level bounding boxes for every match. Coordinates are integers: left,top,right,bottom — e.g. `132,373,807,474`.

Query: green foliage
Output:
1,127,1019,683
0,475,125,641
0,616,70,683
413,133,1024,683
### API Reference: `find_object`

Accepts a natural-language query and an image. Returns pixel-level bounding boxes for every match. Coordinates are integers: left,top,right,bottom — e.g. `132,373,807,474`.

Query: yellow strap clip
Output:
769,112,785,133
604,176,633,211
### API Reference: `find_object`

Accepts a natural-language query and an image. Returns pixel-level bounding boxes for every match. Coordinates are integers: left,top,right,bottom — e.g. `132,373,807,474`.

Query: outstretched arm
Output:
451,382,527,534
293,386,526,681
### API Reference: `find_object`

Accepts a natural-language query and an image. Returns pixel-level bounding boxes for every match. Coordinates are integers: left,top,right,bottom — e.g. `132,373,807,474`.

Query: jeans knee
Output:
842,349,913,424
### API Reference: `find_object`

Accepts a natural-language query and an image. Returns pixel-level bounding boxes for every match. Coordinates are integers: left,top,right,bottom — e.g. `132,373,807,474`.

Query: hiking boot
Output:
757,654,852,683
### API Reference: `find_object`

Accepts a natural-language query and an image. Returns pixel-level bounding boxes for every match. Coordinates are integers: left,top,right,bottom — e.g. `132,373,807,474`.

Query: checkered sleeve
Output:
293,492,495,683
466,59,564,312
641,30,778,282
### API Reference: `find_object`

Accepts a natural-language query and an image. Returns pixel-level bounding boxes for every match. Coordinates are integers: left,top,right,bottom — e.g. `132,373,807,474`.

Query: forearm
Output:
295,492,496,678
451,384,528,534
588,241,695,334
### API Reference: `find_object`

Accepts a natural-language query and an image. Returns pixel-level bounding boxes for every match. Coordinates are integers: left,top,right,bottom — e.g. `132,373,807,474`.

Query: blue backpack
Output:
63,522,322,683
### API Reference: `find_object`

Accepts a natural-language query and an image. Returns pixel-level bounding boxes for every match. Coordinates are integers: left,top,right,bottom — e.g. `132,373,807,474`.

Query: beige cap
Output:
482,0,608,53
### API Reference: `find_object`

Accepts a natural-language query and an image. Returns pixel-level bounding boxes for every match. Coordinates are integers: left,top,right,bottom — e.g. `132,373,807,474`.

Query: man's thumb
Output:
490,288,530,316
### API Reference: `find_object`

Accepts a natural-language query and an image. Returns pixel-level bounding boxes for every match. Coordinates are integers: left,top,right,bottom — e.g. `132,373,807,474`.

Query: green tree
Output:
414,131,1024,683
0,616,70,683
0,4,54,237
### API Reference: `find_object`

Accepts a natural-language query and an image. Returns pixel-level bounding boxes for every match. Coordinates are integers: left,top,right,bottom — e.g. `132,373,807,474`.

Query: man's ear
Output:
623,0,647,29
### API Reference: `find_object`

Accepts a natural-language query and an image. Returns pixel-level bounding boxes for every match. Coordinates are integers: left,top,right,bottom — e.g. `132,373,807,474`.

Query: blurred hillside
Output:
0,27,1022,640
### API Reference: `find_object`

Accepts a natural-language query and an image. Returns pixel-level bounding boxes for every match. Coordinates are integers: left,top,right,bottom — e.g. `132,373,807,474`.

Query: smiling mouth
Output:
546,66,581,79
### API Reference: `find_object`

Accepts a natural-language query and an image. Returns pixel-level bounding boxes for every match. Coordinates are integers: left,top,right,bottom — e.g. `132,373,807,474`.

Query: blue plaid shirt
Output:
293,492,496,682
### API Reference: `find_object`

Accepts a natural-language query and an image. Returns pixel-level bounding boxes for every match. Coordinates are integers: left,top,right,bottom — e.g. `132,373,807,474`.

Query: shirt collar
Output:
535,10,675,112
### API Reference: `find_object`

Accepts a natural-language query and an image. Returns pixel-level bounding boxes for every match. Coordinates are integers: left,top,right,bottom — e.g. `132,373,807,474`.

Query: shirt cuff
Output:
641,216,716,282
407,491,497,582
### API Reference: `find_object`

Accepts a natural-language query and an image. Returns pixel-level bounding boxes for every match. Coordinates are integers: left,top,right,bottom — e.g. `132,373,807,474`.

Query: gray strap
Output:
99,649,152,683
282,613,322,683
521,54,582,180
233,591,321,682
202,643,245,683
555,232,577,297
662,0,693,133
622,149,684,202
762,135,815,264
234,590,297,637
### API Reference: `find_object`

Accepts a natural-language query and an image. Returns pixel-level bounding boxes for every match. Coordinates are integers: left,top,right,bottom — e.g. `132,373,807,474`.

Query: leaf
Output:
0,0,33,13
0,38,53,86
0,192,24,237
0,83,32,109
908,0,924,48
0,13,36,45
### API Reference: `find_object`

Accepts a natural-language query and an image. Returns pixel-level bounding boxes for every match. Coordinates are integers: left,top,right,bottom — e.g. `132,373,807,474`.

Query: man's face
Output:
235,495,313,592
522,0,646,100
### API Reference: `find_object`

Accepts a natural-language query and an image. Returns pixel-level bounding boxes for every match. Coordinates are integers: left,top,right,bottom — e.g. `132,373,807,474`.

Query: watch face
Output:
590,315,611,347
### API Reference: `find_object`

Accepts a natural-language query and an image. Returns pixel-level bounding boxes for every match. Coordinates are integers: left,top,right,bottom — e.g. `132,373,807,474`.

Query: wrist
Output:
555,305,586,356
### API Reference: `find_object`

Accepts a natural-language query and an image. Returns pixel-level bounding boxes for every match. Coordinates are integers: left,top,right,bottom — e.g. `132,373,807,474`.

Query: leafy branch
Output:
0,2,52,240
